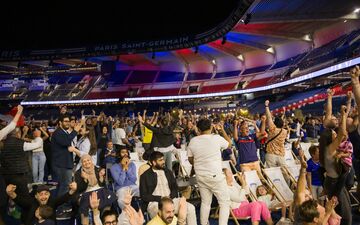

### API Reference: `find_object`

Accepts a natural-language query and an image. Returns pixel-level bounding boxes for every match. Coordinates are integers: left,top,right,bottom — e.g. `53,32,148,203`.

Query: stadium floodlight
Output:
125,56,360,101
266,47,275,54
303,34,312,41
237,54,244,61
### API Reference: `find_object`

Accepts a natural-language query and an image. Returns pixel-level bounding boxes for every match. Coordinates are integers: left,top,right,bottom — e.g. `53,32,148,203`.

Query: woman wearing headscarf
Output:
74,154,116,225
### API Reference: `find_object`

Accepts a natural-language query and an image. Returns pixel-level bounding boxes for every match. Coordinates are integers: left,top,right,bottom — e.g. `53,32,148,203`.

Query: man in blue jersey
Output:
233,119,266,176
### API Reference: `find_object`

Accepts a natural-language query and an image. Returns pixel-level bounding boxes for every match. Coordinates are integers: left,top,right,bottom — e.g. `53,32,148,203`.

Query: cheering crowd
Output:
0,66,360,225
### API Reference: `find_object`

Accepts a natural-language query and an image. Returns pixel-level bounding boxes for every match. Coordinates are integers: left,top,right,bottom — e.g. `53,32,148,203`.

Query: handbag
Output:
264,128,283,151
176,162,197,189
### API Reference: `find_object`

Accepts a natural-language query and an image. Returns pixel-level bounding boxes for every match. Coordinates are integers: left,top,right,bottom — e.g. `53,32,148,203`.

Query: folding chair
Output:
284,149,298,167
133,161,147,186
176,150,199,201
209,161,251,225
349,188,360,207
300,142,312,160
130,152,140,161
262,167,294,204
284,142,292,151
283,164,301,186
243,170,264,201
178,150,193,176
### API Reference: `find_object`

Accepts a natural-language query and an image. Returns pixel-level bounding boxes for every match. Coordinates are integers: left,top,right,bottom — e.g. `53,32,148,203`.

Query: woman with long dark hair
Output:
69,127,98,170
319,106,351,225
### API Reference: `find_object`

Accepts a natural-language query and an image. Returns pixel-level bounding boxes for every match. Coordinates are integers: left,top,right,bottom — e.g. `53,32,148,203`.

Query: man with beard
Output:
6,182,77,225
51,114,81,197
147,197,187,225
140,151,196,225
110,146,139,209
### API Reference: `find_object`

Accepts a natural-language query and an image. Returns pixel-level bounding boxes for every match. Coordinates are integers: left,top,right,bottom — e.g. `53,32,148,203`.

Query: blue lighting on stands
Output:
125,56,360,101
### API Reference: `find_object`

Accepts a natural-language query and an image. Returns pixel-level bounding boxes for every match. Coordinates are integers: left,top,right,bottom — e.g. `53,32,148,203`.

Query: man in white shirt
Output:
187,118,232,225
112,120,129,149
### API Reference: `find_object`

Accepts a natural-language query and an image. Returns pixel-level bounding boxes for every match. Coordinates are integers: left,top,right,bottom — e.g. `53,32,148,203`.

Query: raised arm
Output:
346,91,352,117
233,119,239,142
264,100,276,129
40,127,49,141
138,114,161,133
351,66,360,121
0,105,22,140
150,112,159,126
295,151,307,205
216,123,232,148
12,105,23,126
328,105,348,157
142,110,147,122
324,89,335,126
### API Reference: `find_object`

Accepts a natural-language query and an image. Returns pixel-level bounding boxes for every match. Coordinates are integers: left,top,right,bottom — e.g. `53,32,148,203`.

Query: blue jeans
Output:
32,152,46,183
52,166,72,197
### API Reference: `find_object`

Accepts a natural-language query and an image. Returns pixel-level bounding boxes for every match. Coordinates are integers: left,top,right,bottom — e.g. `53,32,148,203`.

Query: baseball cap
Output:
36,185,50,193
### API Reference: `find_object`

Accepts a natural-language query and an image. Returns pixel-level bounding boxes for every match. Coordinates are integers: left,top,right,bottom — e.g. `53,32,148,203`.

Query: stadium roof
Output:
0,0,359,73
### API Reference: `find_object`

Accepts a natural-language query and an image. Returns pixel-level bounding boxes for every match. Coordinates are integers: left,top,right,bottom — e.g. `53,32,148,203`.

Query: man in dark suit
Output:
51,114,80,196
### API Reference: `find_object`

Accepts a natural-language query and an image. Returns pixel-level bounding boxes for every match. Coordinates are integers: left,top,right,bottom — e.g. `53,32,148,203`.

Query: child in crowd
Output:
35,205,55,225
256,185,288,221
306,145,324,204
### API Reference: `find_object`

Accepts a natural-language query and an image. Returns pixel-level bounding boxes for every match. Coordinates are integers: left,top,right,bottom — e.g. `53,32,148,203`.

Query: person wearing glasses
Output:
51,114,81,197
51,114,82,220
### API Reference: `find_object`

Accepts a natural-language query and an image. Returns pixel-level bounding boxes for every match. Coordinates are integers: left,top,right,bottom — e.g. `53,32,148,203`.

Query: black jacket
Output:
51,128,77,169
0,136,27,174
13,192,73,225
143,120,178,148
140,167,178,210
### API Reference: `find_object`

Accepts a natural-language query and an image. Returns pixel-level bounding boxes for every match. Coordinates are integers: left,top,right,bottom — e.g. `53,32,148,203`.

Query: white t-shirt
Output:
187,134,229,176
112,128,126,146
32,137,44,153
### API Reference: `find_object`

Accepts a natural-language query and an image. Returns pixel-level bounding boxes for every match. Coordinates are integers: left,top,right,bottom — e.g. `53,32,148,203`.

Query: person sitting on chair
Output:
110,148,139,209
73,154,116,225
147,197,187,225
224,168,274,225
6,183,77,225
140,151,197,225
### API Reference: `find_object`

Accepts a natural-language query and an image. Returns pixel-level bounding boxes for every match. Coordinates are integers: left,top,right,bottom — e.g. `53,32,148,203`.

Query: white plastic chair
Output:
262,167,294,203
